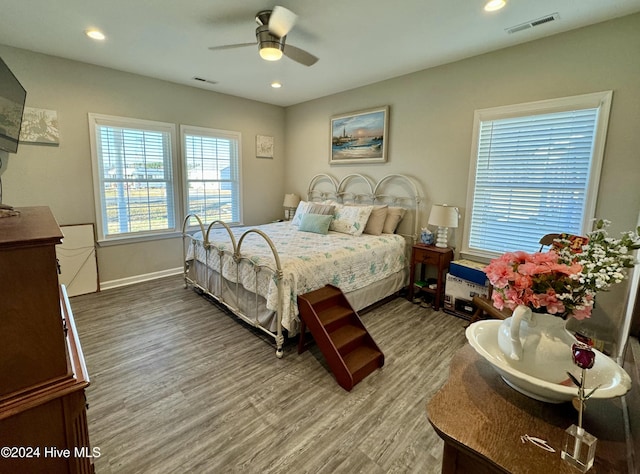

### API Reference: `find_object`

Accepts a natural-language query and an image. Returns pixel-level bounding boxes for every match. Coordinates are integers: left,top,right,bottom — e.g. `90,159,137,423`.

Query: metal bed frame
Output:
182,173,421,358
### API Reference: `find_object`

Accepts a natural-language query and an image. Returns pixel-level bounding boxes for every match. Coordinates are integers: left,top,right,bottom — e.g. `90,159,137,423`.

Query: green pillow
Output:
298,213,333,234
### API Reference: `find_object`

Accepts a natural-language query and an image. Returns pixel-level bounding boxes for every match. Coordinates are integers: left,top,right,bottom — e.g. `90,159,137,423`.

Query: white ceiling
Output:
1,0,639,107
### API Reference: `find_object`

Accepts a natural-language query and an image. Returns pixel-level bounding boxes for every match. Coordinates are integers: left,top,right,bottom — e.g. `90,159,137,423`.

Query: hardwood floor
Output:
70,276,469,473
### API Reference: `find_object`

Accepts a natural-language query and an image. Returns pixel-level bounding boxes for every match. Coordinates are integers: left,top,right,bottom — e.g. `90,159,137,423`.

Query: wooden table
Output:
427,345,630,474
408,244,453,311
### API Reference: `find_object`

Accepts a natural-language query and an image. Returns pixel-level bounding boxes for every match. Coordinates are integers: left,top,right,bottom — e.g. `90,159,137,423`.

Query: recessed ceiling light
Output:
271,82,282,89
484,0,506,12
85,29,106,41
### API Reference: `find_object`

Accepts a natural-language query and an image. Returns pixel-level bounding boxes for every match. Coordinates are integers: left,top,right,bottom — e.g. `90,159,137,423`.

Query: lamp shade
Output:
283,193,301,208
428,204,459,228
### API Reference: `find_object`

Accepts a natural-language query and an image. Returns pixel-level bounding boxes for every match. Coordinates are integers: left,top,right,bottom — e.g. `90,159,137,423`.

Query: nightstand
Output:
408,244,454,311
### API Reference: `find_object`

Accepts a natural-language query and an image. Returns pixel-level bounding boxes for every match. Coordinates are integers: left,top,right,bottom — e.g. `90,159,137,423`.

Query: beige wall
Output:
0,46,286,284
283,13,640,348
1,13,639,304
284,13,640,248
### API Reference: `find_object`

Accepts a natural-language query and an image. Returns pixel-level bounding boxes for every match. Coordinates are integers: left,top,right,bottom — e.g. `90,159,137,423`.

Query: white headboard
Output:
306,173,422,244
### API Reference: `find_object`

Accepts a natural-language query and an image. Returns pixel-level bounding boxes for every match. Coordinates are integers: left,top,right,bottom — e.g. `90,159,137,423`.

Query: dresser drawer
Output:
413,247,442,265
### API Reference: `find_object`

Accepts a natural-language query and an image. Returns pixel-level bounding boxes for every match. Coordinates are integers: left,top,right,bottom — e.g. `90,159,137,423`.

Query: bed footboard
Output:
182,214,286,358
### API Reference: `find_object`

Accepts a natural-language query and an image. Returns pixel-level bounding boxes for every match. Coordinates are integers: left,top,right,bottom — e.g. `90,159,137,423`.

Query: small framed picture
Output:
19,107,60,146
330,106,388,164
256,135,274,158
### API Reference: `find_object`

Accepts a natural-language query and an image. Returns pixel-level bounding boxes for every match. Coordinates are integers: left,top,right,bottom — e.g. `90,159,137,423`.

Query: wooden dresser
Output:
428,344,635,473
0,207,93,473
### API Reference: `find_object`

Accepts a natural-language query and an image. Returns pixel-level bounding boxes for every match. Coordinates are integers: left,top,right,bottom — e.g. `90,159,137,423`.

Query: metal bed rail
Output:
182,214,286,358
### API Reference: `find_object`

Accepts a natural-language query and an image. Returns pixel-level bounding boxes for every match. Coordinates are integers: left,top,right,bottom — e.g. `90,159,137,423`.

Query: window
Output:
89,114,178,242
181,125,242,226
463,91,612,259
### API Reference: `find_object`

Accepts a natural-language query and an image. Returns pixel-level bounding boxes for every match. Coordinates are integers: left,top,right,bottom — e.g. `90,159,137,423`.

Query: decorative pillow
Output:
363,205,389,236
298,213,333,234
322,199,338,206
291,201,311,226
291,201,335,226
308,202,335,215
382,206,406,234
330,204,373,236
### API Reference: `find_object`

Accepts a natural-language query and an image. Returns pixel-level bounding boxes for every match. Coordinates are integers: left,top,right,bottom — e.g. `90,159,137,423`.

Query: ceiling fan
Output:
209,6,318,67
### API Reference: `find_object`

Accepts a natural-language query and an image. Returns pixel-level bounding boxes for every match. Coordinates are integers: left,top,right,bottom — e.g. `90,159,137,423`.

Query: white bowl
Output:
465,320,632,403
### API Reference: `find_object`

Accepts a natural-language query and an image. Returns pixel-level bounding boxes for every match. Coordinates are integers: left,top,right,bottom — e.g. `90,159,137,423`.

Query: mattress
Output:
186,221,407,333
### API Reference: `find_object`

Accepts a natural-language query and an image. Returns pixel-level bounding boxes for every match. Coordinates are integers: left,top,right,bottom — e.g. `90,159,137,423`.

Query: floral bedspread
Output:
188,221,406,332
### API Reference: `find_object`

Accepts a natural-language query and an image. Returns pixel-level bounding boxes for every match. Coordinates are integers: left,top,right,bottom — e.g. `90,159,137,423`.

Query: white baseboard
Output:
100,267,183,291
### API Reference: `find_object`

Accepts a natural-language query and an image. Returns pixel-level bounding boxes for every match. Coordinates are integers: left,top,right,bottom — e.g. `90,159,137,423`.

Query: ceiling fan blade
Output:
208,42,256,51
269,6,297,38
283,44,318,66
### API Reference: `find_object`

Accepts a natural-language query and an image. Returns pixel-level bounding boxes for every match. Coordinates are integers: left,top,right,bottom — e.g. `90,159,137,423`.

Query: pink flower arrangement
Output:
484,220,640,320
484,250,592,319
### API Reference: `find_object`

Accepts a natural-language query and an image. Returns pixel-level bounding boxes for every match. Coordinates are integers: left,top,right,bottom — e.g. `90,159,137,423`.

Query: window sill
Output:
97,231,182,247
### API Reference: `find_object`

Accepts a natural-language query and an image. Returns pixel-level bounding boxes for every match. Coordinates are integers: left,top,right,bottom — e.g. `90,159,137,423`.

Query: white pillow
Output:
382,206,406,234
291,201,312,226
330,204,373,236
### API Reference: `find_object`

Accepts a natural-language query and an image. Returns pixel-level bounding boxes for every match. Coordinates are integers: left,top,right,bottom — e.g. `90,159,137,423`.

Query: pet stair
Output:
297,285,384,391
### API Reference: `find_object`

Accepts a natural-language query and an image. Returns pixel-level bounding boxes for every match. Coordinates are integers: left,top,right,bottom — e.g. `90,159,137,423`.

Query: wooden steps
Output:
297,285,384,391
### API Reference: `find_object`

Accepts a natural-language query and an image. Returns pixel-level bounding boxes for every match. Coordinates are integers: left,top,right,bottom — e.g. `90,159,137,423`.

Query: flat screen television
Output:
0,57,27,154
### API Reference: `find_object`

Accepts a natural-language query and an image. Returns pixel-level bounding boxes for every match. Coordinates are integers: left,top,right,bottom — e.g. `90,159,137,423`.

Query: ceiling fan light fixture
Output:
210,8,317,67
259,46,283,61
271,81,282,88
484,0,506,12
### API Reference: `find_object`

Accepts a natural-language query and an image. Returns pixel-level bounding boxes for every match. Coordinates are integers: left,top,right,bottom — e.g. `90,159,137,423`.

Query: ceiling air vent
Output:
193,76,218,85
506,13,559,34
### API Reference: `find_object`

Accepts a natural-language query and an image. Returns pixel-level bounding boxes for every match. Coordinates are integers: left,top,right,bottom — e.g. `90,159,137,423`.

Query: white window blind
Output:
89,114,178,242
181,125,241,226
463,92,612,258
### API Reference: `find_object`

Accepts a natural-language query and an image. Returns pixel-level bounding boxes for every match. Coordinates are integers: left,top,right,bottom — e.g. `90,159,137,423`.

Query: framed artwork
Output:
330,105,388,164
19,107,60,145
256,135,274,158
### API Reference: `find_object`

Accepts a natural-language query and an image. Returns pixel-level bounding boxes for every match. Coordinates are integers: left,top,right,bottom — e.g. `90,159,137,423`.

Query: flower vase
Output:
561,424,597,472
497,305,578,399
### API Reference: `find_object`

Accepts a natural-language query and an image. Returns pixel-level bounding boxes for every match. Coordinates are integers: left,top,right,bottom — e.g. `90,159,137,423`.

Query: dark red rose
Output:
572,342,595,369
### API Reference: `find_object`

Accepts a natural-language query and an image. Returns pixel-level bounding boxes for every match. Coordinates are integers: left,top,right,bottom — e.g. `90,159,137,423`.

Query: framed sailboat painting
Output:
330,106,388,164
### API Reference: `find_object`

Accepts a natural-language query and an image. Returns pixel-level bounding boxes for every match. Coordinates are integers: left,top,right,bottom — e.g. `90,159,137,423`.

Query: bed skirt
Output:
186,257,407,337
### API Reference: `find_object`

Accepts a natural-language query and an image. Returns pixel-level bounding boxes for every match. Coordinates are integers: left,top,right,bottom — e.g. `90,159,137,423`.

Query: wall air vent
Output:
193,76,218,85
506,12,559,34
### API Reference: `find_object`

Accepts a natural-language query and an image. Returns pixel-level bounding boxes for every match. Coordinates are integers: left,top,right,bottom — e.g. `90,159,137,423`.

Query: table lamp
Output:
283,193,300,220
428,204,459,248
